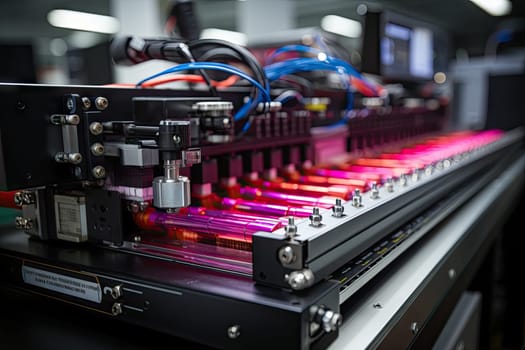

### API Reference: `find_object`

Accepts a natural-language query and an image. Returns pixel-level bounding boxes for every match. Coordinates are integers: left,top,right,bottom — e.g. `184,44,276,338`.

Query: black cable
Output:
175,42,217,95
188,38,269,112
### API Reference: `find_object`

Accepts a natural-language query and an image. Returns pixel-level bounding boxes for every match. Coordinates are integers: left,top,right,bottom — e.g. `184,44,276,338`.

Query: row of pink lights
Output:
135,130,504,243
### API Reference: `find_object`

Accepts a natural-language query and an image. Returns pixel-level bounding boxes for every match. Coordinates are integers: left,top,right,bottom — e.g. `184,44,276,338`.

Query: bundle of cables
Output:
116,35,382,133
126,38,272,123
264,44,383,110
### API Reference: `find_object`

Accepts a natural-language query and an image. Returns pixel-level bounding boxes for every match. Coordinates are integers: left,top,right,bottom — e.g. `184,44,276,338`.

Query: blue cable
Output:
136,61,271,122
265,45,380,96
274,90,304,105
265,58,353,109
136,61,271,102
266,44,322,64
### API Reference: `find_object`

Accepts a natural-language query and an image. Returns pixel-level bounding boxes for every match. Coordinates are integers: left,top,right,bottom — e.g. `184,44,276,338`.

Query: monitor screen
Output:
361,9,449,82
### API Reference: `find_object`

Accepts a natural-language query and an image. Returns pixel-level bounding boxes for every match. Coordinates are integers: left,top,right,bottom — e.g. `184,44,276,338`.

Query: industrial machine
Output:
0,33,523,349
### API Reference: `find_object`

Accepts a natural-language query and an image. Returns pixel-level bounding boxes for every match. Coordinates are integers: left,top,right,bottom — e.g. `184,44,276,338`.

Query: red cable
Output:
104,75,239,89
0,191,19,209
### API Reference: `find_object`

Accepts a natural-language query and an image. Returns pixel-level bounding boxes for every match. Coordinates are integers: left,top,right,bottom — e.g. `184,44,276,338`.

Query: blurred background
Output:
0,0,523,85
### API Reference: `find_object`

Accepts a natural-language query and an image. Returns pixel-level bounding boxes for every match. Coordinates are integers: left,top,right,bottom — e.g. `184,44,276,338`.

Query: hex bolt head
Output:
309,207,323,227
352,189,362,207
332,198,344,217
284,216,297,238
370,182,380,199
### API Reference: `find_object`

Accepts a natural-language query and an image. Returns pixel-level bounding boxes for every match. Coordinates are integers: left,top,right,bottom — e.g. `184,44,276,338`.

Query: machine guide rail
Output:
253,128,524,290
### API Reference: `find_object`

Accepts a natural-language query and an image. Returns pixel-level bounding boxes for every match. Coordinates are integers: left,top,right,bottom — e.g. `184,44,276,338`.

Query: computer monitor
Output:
361,9,450,82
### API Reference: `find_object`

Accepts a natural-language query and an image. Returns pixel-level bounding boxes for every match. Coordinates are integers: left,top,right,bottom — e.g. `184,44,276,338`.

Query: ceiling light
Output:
47,9,120,34
200,28,247,46
321,15,362,38
468,0,512,16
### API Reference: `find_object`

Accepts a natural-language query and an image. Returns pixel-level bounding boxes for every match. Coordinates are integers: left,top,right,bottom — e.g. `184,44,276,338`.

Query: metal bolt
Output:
69,153,82,164
92,165,106,179
411,170,420,182
55,152,83,164
386,177,394,192
309,207,323,227
284,217,297,239
278,245,296,265
21,191,35,205
370,182,380,199
425,165,433,176
89,122,103,135
321,310,343,333
332,198,344,217
14,192,24,207
227,325,241,339
399,174,408,186
15,216,24,229
15,216,32,230
286,269,314,290
133,235,142,243
95,96,109,110
110,285,123,299
411,322,419,334
90,143,105,156
81,97,91,110
111,302,123,316
352,189,362,207
65,114,80,125
173,135,181,144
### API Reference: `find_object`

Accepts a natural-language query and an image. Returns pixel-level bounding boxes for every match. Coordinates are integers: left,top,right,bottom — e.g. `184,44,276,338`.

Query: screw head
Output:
81,97,91,110
92,165,106,179
227,325,240,339
91,143,105,156
14,192,24,207
89,122,103,135
278,245,296,265
111,303,123,316
95,96,109,110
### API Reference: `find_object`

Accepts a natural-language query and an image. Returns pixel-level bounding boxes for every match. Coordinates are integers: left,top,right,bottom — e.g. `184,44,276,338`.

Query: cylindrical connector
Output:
152,175,191,210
